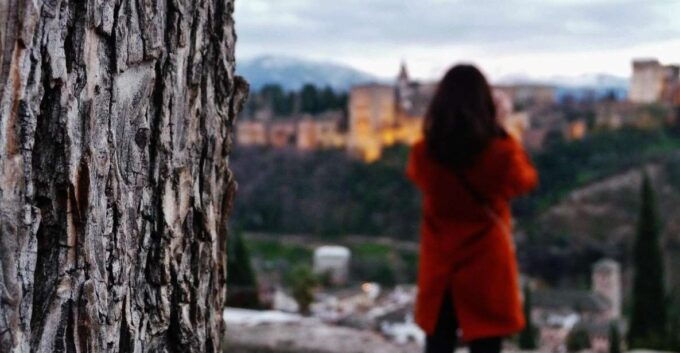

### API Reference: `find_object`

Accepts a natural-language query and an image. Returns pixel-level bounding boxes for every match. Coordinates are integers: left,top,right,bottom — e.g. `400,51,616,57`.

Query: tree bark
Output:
0,0,247,352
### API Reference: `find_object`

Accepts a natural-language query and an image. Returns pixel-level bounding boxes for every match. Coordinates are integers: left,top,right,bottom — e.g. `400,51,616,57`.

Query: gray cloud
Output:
236,0,680,57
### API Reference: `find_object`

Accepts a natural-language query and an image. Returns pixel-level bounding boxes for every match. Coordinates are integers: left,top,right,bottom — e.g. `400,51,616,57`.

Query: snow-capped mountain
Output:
551,74,629,102
547,73,629,89
497,73,628,88
497,73,630,101
237,55,381,92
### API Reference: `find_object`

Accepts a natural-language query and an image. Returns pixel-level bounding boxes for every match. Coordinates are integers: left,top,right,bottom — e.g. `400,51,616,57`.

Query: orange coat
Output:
406,137,538,341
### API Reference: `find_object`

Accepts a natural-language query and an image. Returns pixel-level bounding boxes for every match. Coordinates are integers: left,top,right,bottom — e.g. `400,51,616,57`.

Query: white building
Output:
313,246,351,285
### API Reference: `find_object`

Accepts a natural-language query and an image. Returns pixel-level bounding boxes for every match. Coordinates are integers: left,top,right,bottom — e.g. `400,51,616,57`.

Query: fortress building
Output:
629,59,680,104
236,111,346,150
495,84,556,108
347,84,400,162
237,63,550,160
347,63,542,161
236,120,268,146
347,63,433,162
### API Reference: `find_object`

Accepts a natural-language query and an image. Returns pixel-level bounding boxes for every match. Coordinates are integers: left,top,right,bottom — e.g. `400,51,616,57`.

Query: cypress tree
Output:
668,293,680,352
609,323,621,353
628,172,667,349
519,285,538,349
226,230,261,309
300,84,321,114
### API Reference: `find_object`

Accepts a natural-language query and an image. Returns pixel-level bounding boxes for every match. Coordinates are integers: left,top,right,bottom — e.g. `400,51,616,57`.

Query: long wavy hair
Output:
424,64,507,169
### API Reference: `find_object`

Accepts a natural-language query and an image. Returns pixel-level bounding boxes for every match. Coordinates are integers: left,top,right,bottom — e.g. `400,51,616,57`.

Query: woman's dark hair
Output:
424,64,506,169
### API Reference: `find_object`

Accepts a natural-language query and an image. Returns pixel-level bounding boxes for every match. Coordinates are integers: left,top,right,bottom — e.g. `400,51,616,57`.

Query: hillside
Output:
230,145,420,239
520,153,680,298
231,128,680,239
230,127,680,293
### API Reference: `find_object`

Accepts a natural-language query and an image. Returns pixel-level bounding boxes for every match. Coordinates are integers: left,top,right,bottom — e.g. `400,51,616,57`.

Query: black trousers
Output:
425,292,502,353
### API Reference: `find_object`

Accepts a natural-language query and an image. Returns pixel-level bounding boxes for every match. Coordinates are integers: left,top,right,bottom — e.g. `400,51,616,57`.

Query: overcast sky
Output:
235,0,680,81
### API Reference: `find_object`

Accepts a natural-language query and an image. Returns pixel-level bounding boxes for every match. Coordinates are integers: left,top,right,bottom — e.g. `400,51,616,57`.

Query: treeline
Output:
242,84,348,118
230,125,680,287
231,126,680,239
230,145,420,239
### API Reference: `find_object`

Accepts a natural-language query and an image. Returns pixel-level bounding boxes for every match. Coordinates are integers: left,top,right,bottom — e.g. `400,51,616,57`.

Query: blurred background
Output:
225,1,680,352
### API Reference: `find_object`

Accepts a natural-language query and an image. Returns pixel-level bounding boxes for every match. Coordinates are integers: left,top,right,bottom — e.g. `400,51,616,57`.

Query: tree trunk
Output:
0,0,247,352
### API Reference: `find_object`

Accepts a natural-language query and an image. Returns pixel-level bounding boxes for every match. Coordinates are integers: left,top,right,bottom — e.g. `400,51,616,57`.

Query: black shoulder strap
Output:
454,169,513,239
454,169,489,206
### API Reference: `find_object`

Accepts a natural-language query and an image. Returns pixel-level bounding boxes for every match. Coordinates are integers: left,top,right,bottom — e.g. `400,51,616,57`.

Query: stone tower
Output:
347,84,397,161
397,61,414,111
630,59,665,103
592,259,622,320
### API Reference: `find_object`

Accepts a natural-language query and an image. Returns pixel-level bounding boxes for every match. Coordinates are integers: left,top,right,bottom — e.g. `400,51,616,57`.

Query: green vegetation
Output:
396,248,419,284
628,173,668,350
664,153,680,192
287,265,318,315
243,236,418,287
231,125,680,291
351,259,396,286
243,83,348,118
349,243,394,286
233,127,680,239
566,327,591,352
609,323,622,353
350,243,397,286
246,239,313,265
669,294,680,352
348,242,419,286
231,145,420,239
514,127,680,287
515,127,680,220
226,230,261,309
351,243,391,257
518,285,538,350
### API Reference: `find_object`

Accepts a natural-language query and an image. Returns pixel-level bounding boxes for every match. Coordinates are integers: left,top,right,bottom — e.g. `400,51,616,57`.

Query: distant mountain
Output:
237,56,381,92
546,73,629,88
497,73,630,102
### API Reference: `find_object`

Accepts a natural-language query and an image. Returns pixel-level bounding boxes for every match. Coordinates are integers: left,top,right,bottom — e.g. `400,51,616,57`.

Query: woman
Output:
407,65,538,353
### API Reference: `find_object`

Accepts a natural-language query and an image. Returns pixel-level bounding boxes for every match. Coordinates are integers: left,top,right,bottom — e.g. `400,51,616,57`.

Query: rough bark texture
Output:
0,0,247,352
